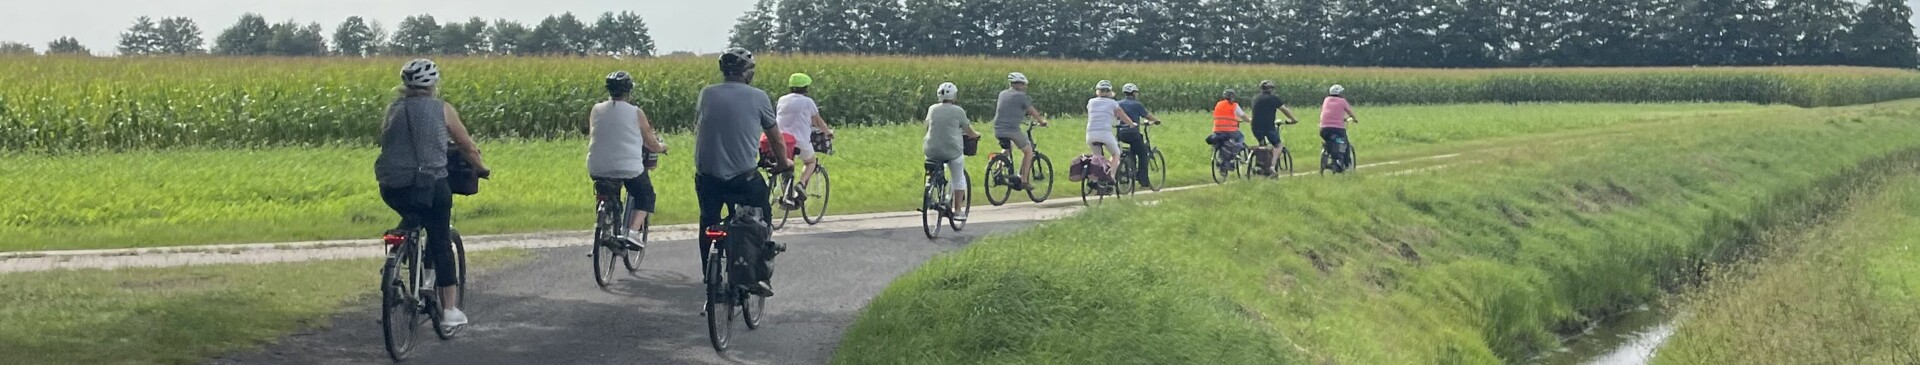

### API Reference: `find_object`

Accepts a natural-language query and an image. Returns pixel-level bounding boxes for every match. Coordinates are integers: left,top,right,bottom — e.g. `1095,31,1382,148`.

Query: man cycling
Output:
994,72,1049,190
1320,84,1359,173
775,73,834,206
924,82,980,220
1249,80,1301,176
1116,83,1161,187
1085,80,1137,182
587,71,668,250
1210,89,1250,167
695,48,788,297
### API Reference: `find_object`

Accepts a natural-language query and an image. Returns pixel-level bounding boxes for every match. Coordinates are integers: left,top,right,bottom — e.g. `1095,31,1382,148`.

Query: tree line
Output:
727,0,1920,68
0,11,655,57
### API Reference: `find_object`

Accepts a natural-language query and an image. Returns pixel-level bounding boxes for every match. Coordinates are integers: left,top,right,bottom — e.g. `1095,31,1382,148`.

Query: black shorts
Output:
592,174,657,213
1250,124,1282,146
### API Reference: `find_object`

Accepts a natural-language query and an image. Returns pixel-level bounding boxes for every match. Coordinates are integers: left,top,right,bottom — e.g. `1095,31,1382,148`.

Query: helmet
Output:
788,73,813,88
1222,88,1237,99
1260,80,1276,90
1330,84,1345,95
606,71,634,96
401,58,439,88
719,48,756,76
937,82,959,101
1095,80,1113,91
1122,83,1140,94
1008,72,1029,84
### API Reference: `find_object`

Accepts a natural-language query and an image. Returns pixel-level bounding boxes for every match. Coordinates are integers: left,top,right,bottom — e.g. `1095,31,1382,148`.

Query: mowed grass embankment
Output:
6,54,1919,151
1654,177,1920,364
831,100,1920,364
0,103,1768,252
0,249,529,364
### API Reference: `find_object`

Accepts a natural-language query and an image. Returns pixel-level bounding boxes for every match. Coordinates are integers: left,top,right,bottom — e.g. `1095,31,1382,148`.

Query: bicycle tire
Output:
379,254,417,361
1211,147,1231,184
1028,154,1054,203
802,166,829,225
624,215,646,272
1281,147,1295,176
950,169,971,231
1115,154,1137,195
769,174,794,230
592,204,618,288
1348,144,1359,172
922,176,942,239
1149,150,1167,191
436,232,468,340
705,252,734,352
743,273,767,329
984,155,1013,206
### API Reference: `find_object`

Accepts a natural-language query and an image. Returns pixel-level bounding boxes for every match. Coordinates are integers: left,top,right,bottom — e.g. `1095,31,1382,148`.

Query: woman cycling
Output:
923,82,979,220
587,71,668,250
776,73,833,205
1085,80,1137,181
1210,89,1249,165
375,58,490,329
1320,84,1360,172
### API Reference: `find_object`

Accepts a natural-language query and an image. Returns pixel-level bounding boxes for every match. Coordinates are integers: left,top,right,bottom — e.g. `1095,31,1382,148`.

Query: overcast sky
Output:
4,0,1918,56
0,0,757,55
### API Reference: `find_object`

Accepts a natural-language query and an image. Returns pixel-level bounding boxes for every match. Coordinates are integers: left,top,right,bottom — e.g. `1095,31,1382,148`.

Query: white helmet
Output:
1330,84,1345,96
1095,80,1113,91
401,59,439,88
1122,83,1140,94
1008,72,1029,84
937,82,959,101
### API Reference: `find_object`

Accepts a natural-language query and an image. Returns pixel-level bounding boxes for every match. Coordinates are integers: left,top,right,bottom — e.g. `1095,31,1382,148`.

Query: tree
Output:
46,37,91,55
155,17,206,54
557,13,594,55
592,11,657,57
118,16,162,55
485,19,532,55
773,0,827,52
1849,0,1919,67
213,13,272,55
390,15,440,55
848,0,908,53
0,42,34,55
265,21,327,56
529,13,589,56
1772,0,1857,65
434,17,487,55
729,0,777,51
333,16,376,56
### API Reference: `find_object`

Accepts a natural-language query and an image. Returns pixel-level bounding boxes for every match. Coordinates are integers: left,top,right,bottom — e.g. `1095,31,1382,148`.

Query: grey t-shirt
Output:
694,82,777,178
374,96,450,189
923,103,969,161
993,88,1033,135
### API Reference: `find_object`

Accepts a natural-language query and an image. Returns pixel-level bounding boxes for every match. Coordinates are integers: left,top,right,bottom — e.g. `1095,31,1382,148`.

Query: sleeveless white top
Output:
587,100,647,178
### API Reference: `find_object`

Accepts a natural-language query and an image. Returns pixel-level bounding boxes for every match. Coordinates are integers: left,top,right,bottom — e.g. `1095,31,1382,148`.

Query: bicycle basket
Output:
811,131,834,154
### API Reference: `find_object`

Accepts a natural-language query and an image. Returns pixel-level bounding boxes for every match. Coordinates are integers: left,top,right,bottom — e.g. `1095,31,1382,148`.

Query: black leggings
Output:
381,179,458,287
1320,127,1352,168
695,172,773,261
1118,129,1151,184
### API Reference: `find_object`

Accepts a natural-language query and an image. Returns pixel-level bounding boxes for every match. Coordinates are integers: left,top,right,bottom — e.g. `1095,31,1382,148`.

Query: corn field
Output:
4,55,1919,152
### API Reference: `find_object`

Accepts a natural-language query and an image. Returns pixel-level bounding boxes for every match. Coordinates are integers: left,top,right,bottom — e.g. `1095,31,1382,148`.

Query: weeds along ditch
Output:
830,101,1920,364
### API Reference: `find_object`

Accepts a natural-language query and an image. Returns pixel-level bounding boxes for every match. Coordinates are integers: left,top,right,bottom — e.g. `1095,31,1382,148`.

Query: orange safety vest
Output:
1212,100,1241,132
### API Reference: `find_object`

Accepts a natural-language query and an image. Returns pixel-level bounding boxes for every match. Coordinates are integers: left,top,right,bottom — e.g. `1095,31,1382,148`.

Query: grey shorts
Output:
995,130,1033,150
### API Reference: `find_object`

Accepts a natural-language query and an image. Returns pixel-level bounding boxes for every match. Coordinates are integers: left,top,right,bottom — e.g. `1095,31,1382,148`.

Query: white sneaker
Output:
442,308,469,328
953,212,969,221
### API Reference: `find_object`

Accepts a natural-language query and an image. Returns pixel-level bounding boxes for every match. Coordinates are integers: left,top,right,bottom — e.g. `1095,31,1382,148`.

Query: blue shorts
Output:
1250,126,1281,147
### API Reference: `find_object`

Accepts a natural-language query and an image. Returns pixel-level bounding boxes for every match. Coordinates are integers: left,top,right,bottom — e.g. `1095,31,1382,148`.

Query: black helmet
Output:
1259,80,1275,91
606,71,634,97
719,48,756,76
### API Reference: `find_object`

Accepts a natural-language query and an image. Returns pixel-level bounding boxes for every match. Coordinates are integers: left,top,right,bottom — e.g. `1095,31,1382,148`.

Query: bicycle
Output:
379,220,468,361
1210,135,1252,184
589,179,646,288
985,122,1055,206
1250,122,1297,179
1079,145,1122,206
769,132,832,229
1115,122,1166,193
1319,135,1359,174
701,186,784,352
921,160,972,239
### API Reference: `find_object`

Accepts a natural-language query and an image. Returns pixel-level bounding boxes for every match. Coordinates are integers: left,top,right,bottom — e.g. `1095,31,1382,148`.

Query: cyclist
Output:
695,48,787,297
1085,80,1137,183
1116,83,1162,186
923,82,980,220
587,71,668,250
776,73,834,206
1210,89,1249,167
1320,84,1360,172
994,72,1049,190
1249,80,1301,176
375,58,490,329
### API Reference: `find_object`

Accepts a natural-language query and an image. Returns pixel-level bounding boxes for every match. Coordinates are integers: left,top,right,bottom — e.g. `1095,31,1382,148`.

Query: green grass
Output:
0,249,527,365
0,103,1769,252
830,100,1920,364
1654,177,1920,364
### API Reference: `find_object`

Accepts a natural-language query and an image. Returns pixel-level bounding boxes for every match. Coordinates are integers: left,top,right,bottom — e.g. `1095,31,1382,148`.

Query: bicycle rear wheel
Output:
1211,147,1230,184
802,166,830,225
436,232,468,339
922,178,942,239
743,262,768,330
379,254,419,361
984,156,1013,206
950,169,971,231
592,204,619,288
705,253,735,352
1028,154,1054,203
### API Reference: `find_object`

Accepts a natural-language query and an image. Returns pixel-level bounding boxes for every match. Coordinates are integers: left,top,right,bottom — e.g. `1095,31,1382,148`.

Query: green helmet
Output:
788,73,813,88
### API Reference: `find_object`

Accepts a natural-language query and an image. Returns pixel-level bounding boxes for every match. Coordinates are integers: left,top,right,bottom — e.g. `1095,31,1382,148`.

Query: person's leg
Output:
796,143,818,191
738,173,774,227
422,180,458,311
1333,128,1352,169
947,158,968,216
695,174,724,265
1018,141,1037,188
627,174,655,238
1119,130,1149,184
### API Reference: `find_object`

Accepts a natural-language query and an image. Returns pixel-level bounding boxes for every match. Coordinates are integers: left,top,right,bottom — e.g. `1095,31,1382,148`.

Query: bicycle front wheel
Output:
1115,155,1137,195
950,169,971,232
1281,147,1295,176
1149,150,1167,191
379,255,419,361
802,166,830,225
769,175,794,230
624,215,647,272
705,253,734,352
1028,154,1054,203
984,156,1013,206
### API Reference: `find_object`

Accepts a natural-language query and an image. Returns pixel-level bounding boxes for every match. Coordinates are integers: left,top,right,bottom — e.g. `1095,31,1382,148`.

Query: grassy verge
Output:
0,249,527,365
1654,177,1920,364
0,103,1768,252
831,100,1920,364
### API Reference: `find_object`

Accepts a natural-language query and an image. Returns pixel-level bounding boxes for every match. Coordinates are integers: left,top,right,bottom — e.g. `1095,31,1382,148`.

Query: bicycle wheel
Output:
1348,144,1359,172
1319,149,1332,175
950,169,971,231
743,272,768,330
592,204,619,288
1242,150,1258,180
436,232,468,339
1281,147,1295,176
624,215,647,272
1149,150,1167,191
922,177,942,239
802,166,830,225
705,252,734,352
769,174,794,230
1115,155,1137,195
1211,147,1230,184
1028,154,1054,203
1080,173,1092,206
984,155,1012,206
379,254,418,361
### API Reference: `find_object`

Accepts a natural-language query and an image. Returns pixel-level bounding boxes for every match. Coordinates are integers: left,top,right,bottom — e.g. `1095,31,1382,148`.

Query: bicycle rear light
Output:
703,228,728,240
382,232,407,246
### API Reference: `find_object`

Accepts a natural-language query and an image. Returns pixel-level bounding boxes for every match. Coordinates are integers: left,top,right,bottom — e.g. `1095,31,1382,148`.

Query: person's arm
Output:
761,103,792,170
637,108,665,153
1113,106,1135,127
1143,107,1162,124
811,103,832,136
1236,104,1249,123
1346,104,1359,123
1025,105,1048,126
443,102,490,177
1279,105,1299,124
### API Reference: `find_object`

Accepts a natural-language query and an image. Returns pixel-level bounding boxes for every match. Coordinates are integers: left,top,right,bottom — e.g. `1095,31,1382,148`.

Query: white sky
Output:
0,0,758,55
2,0,1917,56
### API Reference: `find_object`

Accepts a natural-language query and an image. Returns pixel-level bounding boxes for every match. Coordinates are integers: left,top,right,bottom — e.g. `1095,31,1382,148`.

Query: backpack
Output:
722,206,775,283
